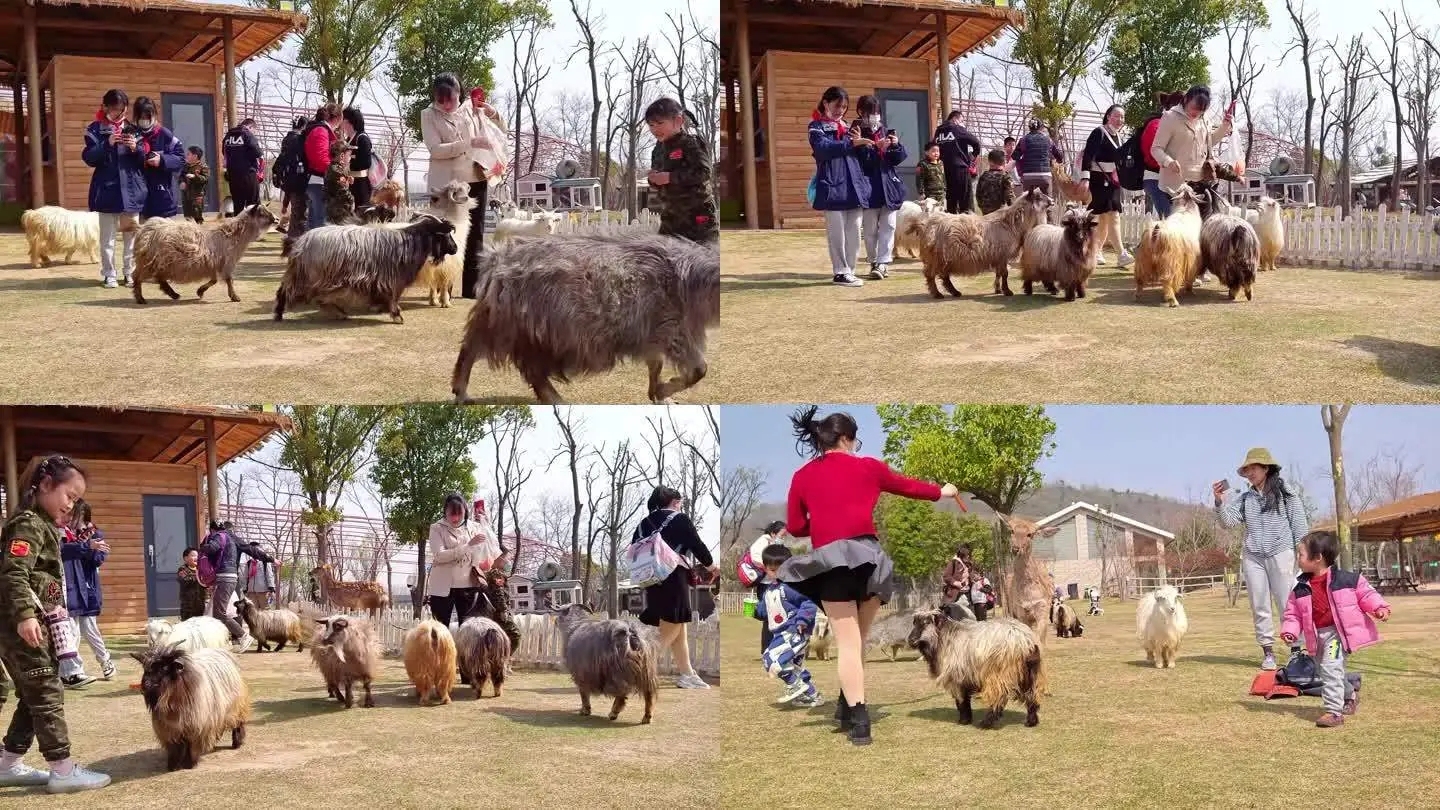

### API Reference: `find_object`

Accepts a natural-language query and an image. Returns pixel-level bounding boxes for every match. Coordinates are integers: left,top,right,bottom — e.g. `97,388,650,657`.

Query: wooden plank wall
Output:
761,51,931,229
49,56,219,211
61,458,203,636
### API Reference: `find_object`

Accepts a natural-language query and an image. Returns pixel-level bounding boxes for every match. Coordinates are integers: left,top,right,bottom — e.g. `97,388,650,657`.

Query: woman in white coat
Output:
427,493,489,627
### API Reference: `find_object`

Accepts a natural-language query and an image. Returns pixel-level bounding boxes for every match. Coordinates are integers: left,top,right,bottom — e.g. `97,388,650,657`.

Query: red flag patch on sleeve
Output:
8,539,31,558
669,149,683,160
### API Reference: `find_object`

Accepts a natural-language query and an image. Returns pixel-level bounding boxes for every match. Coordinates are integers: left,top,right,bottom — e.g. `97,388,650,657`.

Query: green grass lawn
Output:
0,637,717,808
719,590,1440,809
712,229,1440,403
0,229,714,405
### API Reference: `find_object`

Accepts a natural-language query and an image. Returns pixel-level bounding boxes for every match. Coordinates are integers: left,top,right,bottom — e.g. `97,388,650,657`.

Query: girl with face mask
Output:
128,97,186,223
850,95,907,282
424,493,491,627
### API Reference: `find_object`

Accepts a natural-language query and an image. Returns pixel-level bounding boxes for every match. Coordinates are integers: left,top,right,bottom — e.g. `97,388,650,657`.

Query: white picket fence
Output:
293,601,718,678
482,208,660,235
1114,200,1440,271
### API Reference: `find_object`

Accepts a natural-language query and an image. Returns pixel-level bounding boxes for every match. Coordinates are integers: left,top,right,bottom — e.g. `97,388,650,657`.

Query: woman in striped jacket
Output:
1213,447,1310,672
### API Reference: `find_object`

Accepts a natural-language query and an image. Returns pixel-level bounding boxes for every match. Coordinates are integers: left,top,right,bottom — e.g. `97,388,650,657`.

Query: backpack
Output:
1116,123,1150,192
736,549,764,588
197,529,228,587
281,123,325,192
273,131,304,191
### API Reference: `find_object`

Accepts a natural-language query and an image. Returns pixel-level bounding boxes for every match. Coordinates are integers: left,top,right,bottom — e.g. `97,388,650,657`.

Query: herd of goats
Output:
17,182,720,404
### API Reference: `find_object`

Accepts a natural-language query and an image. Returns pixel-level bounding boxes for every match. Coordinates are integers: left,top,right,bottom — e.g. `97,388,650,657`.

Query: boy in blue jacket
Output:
759,544,823,707
81,88,147,288
58,501,113,688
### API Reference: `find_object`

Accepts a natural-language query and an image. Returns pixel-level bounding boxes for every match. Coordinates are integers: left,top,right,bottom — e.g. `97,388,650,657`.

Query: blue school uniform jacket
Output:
808,114,870,211
61,528,107,617
82,114,147,214
134,125,187,218
856,133,909,210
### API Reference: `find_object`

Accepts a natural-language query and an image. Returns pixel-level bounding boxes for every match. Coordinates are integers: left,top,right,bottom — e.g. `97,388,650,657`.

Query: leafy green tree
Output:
386,0,550,138
1011,0,1132,131
251,0,413,106
1103,0,1225,129
877,496,993,593
370,405,504,615
276,406,390,566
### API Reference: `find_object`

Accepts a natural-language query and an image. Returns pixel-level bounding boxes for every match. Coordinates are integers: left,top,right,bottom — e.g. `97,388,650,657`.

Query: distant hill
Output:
728,481,1200,552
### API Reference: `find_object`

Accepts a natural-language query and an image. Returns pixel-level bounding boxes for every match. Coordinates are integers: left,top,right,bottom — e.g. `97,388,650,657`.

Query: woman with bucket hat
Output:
1212,448,1310,671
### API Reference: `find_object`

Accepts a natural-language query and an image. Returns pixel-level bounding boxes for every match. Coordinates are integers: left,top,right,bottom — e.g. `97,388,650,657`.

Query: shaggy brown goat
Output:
916,187,1051,298
131,204,276,305
233,593,304,652
131,646,251,770
1020,208,1102,300
907,608,1044,729
1200,213,1260,301
454,616,511,699
403,619,458,705
452,232,719,405
557,604,659,724
309,615,380,708
274,214,457,323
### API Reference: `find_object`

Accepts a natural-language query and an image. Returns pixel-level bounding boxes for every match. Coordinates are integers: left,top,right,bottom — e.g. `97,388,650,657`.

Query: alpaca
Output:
131,204,276,305
1137,585,1189,668
1019,207,1102,300
20,206,100,267
907,605,1044,729
915,187,1051,298
1253,196,1285,272
1133,185,1204,306
309,564,390,620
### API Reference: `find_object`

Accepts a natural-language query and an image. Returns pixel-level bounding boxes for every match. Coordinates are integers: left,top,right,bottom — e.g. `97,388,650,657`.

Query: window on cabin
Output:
517,585,529,594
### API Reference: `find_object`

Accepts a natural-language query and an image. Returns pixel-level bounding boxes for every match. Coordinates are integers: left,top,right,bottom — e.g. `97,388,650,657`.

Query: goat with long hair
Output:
914,187,1051,298
1199,212,1260,301
454,616,511,699
557,604,658,724
907,605,1045,729
131,204,276,305
390,180,475,307
1020,207,1102,300
21,206,100,267
130,646,251,771
1133,185,1204,306
403,619,458,705
309,615,380,708
1137,585,1189,668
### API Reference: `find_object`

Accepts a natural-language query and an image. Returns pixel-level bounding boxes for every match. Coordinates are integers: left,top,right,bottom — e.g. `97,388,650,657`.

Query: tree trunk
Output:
1322,405,1352,568
414,528,428,620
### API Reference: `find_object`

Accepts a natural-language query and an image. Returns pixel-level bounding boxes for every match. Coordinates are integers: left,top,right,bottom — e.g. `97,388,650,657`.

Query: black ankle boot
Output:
833,690,852,732
847,702,872,746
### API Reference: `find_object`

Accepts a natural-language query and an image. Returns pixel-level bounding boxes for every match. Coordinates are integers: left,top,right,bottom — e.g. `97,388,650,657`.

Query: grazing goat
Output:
21,206,99,267
893,197,942,259
907,606,1044,729
1133,185,1204,307
1050,598,1084,638
491,210,564,245
131,646,250,771
308,564,390,619
916,187,1051,298
393,181,475,308
403,619,458,705
132,204,276,305
371,179,405,214
1020,207,1102,301
808,613,832,662
150,617,231,651
310,615,380,708
865,610,916,662
275,214,457,324
1137,585,1189,668
452,232,719,405
1253,196,1285,272
1199,213,1260,301
558,605,659,724
454,616,511,699
233,593,304,652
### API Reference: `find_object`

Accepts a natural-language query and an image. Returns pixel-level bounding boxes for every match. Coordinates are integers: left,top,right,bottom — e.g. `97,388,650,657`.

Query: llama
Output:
1253,196,1285,272
1133,185,1204,307
907,605,1044,729
233,593,304,652
21,206,100,267
403,619,458,705
1199,213,1261,301
1050,598,1084,638
557,604,659,724
454,616,512,698
131,204,276,305
452,232,719,405
915,187,1051,298
1019,207,1102,300
1137,585,1189,668
309,615,380,708
392,181,475,307
309,564,390,620
274,214,457,323
130,646,251,771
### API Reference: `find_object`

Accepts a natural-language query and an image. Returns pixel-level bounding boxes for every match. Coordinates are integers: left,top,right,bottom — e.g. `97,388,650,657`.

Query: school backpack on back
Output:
197,529,228,587
1116,126,1148,192
273,131,304,191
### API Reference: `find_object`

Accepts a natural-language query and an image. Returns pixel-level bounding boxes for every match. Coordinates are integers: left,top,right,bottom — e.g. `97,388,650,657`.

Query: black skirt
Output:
639,567,693,626
1088,173,1123,214
777,535,895,607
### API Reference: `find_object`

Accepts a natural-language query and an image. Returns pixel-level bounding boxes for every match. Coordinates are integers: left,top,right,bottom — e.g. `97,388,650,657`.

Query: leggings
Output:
430,588,483,628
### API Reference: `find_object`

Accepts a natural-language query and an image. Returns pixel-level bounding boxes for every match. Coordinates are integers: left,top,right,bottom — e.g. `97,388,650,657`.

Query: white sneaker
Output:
102,278,117,289
235,634,255,654
0,760,50,787
1118,250,1134,268
122,275,133,288
777,680,810,703
101,660,116,681
877,263,891,278
46,764,111,794
675,672,710,689
833,273,863,288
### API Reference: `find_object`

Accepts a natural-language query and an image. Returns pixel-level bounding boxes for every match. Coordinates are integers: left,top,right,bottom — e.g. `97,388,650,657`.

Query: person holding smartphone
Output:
1148,85,1234,225
850,95,907,280
81,89,147,289
129,97,187,223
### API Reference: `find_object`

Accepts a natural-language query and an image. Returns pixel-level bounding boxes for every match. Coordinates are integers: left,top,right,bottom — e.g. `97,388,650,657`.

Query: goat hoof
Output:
641,715,652,725
1025,716,1039,728
578,708,591,716
229,295,241,303
608,713,620,721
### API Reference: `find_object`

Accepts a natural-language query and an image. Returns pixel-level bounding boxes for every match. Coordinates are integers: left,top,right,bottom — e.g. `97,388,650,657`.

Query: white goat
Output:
491,210,564,246
1252,196,1285,272
892,197,943,259
1136,585,1189,669
151,616,232,651
21,206,100,267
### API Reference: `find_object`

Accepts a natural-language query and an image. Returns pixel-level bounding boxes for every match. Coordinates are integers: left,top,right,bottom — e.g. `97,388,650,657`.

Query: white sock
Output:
0,750,22,768
50,758,74,776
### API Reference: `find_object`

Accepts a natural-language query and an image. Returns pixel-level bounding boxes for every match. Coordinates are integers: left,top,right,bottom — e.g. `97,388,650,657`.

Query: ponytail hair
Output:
18,455,86,511
816,86,849,117
789,405,859,458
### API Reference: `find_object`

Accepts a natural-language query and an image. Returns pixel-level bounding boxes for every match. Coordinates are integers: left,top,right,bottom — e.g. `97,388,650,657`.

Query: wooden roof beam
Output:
11,418,207,439
0,14,222,34
747,10,934,34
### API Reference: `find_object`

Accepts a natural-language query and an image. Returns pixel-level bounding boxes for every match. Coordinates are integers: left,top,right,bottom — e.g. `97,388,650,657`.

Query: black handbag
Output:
1276,645,1322,691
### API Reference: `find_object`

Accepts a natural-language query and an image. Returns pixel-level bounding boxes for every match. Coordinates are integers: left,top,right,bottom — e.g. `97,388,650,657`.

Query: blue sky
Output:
720,405,1440,507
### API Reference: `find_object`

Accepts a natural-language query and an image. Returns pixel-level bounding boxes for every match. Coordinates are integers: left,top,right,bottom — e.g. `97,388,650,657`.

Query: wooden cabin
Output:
0,0,305,213
720,0,1024,229
0,406,289,635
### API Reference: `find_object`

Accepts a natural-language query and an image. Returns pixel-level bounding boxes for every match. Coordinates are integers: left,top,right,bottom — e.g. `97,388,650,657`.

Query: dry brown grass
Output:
0,229,715,404
720,589,1440,809
712,230,1440,403
0,639,717,808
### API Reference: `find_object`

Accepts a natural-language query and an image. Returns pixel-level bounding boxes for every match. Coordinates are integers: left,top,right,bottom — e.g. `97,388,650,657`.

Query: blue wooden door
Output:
143,494,197,616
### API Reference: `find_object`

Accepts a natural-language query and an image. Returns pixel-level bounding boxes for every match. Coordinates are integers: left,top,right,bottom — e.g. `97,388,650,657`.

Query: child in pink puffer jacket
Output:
1281,530,1391,728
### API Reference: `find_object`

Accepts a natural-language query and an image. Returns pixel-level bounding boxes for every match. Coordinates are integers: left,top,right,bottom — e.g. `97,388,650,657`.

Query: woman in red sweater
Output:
778,406,958,745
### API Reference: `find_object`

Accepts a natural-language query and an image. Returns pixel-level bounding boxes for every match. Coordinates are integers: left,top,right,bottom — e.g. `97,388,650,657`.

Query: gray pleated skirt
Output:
776,535,895,606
